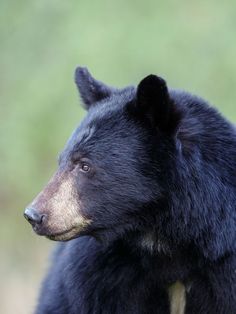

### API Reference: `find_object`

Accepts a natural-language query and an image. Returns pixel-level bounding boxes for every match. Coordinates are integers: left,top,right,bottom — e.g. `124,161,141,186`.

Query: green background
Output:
1,1,236,313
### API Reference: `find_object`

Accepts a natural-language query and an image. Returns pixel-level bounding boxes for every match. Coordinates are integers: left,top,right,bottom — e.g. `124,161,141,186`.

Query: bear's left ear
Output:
74,67,114,110
136,75,180,134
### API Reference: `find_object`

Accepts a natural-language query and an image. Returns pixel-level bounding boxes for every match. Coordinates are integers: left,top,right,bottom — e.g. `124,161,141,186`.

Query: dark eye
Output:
80,163,90,172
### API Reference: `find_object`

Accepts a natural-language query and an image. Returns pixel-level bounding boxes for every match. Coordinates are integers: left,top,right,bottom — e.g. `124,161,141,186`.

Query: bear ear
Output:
136,75,180,134
74,67,114,110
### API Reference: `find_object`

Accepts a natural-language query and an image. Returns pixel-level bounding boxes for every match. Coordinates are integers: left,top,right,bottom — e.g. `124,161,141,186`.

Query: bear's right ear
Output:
74,67,114,110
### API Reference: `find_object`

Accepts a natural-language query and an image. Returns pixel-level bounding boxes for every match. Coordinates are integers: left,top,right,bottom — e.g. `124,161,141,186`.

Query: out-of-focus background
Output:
1,1,236,313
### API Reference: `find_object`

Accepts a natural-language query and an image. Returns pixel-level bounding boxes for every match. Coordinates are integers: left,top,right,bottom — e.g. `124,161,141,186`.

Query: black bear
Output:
24,67,236,314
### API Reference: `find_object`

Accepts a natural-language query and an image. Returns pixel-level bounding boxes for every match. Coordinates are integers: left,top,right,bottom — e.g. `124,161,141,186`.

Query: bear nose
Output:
24,207,45,225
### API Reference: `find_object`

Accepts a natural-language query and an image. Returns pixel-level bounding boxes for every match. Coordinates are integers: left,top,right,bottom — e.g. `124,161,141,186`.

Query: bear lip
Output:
45,227,81,242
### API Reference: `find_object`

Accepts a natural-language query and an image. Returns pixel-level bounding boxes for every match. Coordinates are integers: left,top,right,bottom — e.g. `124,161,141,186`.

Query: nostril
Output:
41,214,46,223
24,207,45,225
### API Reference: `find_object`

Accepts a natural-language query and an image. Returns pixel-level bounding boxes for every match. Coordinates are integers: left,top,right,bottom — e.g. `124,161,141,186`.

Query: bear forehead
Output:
61,93,138,159
86,86,135,121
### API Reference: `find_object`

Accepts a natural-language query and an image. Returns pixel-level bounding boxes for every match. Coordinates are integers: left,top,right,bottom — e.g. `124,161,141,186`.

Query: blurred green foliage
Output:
0,0,236,313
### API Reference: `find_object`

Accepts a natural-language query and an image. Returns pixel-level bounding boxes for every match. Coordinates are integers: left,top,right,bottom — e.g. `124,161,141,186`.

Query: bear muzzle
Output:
24,170,91,241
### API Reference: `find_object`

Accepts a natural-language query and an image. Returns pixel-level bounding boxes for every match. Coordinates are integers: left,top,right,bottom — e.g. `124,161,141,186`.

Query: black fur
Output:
35,67,236,314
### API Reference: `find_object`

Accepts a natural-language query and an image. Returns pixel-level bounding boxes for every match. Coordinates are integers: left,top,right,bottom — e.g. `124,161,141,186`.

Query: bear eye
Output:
80,163,90,172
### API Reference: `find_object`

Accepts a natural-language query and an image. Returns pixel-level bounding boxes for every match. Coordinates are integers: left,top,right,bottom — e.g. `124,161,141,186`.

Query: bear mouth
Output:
46,227,80,241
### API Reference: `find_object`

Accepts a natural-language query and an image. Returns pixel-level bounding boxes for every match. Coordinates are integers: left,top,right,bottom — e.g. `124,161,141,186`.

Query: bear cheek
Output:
28,170,91,238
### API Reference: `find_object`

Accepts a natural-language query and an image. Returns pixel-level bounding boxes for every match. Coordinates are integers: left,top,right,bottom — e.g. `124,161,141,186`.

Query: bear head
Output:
24,67,181,244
